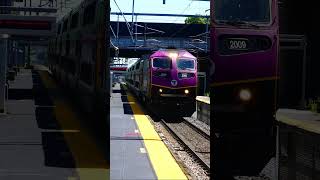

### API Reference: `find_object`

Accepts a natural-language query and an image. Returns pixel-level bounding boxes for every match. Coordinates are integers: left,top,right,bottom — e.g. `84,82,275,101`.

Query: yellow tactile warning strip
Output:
126,92,188,180
38,70,109,180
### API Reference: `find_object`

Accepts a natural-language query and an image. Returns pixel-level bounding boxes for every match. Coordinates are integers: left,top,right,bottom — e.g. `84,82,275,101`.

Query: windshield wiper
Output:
237,21,260,28
219,20,260,28
218,20,240,27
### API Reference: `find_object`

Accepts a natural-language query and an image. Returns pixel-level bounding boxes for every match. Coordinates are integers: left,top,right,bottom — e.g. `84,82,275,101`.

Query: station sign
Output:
0,19,51,30
0,15,56,37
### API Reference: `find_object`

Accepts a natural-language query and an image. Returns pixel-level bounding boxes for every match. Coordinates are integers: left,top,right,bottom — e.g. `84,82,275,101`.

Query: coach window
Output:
57,24,61,35
69,60,76,75
66,35,70,55
71,12,79,29
62,19,68,33
75,40,81,57
136,62,140,69
80,63,92,85
59,40,62,54
83,2,96,26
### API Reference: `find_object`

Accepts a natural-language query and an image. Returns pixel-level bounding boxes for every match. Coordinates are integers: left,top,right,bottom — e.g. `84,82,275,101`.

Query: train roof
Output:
150,49,196,59
126,49,196,71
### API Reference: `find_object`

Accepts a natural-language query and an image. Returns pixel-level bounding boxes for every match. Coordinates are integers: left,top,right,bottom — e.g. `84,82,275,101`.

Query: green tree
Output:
185,16,208,24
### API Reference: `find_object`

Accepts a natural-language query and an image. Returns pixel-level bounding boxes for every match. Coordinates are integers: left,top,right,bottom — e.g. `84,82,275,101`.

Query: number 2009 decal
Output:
229,40,247,50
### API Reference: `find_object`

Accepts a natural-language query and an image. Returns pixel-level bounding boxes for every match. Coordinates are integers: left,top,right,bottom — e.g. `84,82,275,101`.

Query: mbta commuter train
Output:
126,49,197,106
47,0,107,136
210,0,279,178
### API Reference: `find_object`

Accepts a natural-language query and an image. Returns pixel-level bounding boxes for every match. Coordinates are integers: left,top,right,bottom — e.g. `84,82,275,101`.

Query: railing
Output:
111,36,208,50
110,12,210,52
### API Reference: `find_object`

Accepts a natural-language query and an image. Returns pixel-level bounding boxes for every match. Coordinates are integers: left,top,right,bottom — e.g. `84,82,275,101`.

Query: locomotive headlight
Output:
239,89,251,101
159,88,163,93
184,89,189,94
168,52,178,59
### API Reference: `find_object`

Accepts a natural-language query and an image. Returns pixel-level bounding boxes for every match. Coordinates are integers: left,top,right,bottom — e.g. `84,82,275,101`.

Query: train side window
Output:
54,42,57,54
136,62,140,70
80,63,92,85
75,40,81,57
71,12,79,29
69,60,76,75
62,19,68,33
66,35,70,55
83,2,96,26
59,40,62,53
57,24,61,34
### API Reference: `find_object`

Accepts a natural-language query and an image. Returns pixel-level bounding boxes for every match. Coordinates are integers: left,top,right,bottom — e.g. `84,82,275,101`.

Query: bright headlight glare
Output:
184,89,189,94
239,89,251,101
159,89,163,93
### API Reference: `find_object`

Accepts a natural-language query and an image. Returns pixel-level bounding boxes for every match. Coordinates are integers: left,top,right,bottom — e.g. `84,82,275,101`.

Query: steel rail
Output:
159,117,211,172
182,119,210,140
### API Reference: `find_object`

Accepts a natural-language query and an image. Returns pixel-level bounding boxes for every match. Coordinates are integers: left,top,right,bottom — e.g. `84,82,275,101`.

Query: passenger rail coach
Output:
47,0,107,137
126,49,197,107
210,0,279,177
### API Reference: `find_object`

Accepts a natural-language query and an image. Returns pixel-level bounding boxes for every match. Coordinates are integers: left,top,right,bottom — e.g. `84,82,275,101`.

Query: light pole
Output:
205,9,210,53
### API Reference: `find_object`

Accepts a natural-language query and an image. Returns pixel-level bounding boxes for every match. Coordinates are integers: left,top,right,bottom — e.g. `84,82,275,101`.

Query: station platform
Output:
110,83,188,180
276,109,320,180
0,65,109,179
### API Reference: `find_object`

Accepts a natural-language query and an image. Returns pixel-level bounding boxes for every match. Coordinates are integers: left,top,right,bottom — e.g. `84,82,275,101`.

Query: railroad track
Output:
122,84,210,172
182,118,210,140
148,106,211,172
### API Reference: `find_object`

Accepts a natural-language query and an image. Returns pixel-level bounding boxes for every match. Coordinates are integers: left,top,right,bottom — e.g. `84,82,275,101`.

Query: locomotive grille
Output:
165,89,178,94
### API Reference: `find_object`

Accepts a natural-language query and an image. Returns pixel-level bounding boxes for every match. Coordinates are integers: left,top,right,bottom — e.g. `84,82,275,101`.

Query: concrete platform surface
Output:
0,67,108,180
110,83,187,180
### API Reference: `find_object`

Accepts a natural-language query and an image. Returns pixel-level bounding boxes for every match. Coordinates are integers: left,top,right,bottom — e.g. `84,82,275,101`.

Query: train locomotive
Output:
126,49,197,107
47,0,108,138
210,0,279,177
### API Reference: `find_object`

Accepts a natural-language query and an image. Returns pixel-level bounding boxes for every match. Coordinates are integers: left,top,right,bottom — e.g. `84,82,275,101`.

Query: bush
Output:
307,97,320,113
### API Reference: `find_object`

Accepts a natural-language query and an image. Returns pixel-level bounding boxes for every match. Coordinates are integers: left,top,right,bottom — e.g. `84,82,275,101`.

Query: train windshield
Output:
177,59,195,70
214,0,270,24
153,58,171,69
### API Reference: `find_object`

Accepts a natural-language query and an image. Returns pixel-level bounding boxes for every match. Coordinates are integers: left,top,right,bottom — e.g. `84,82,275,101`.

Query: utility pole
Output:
131,0,135,35
144,23,147,46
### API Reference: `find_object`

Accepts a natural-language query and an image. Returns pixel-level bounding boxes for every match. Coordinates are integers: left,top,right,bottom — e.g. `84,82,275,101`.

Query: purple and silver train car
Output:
126,49,197,106
210,0,279,177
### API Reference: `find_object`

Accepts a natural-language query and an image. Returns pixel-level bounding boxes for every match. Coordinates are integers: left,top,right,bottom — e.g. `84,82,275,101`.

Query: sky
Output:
110,0,210,24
